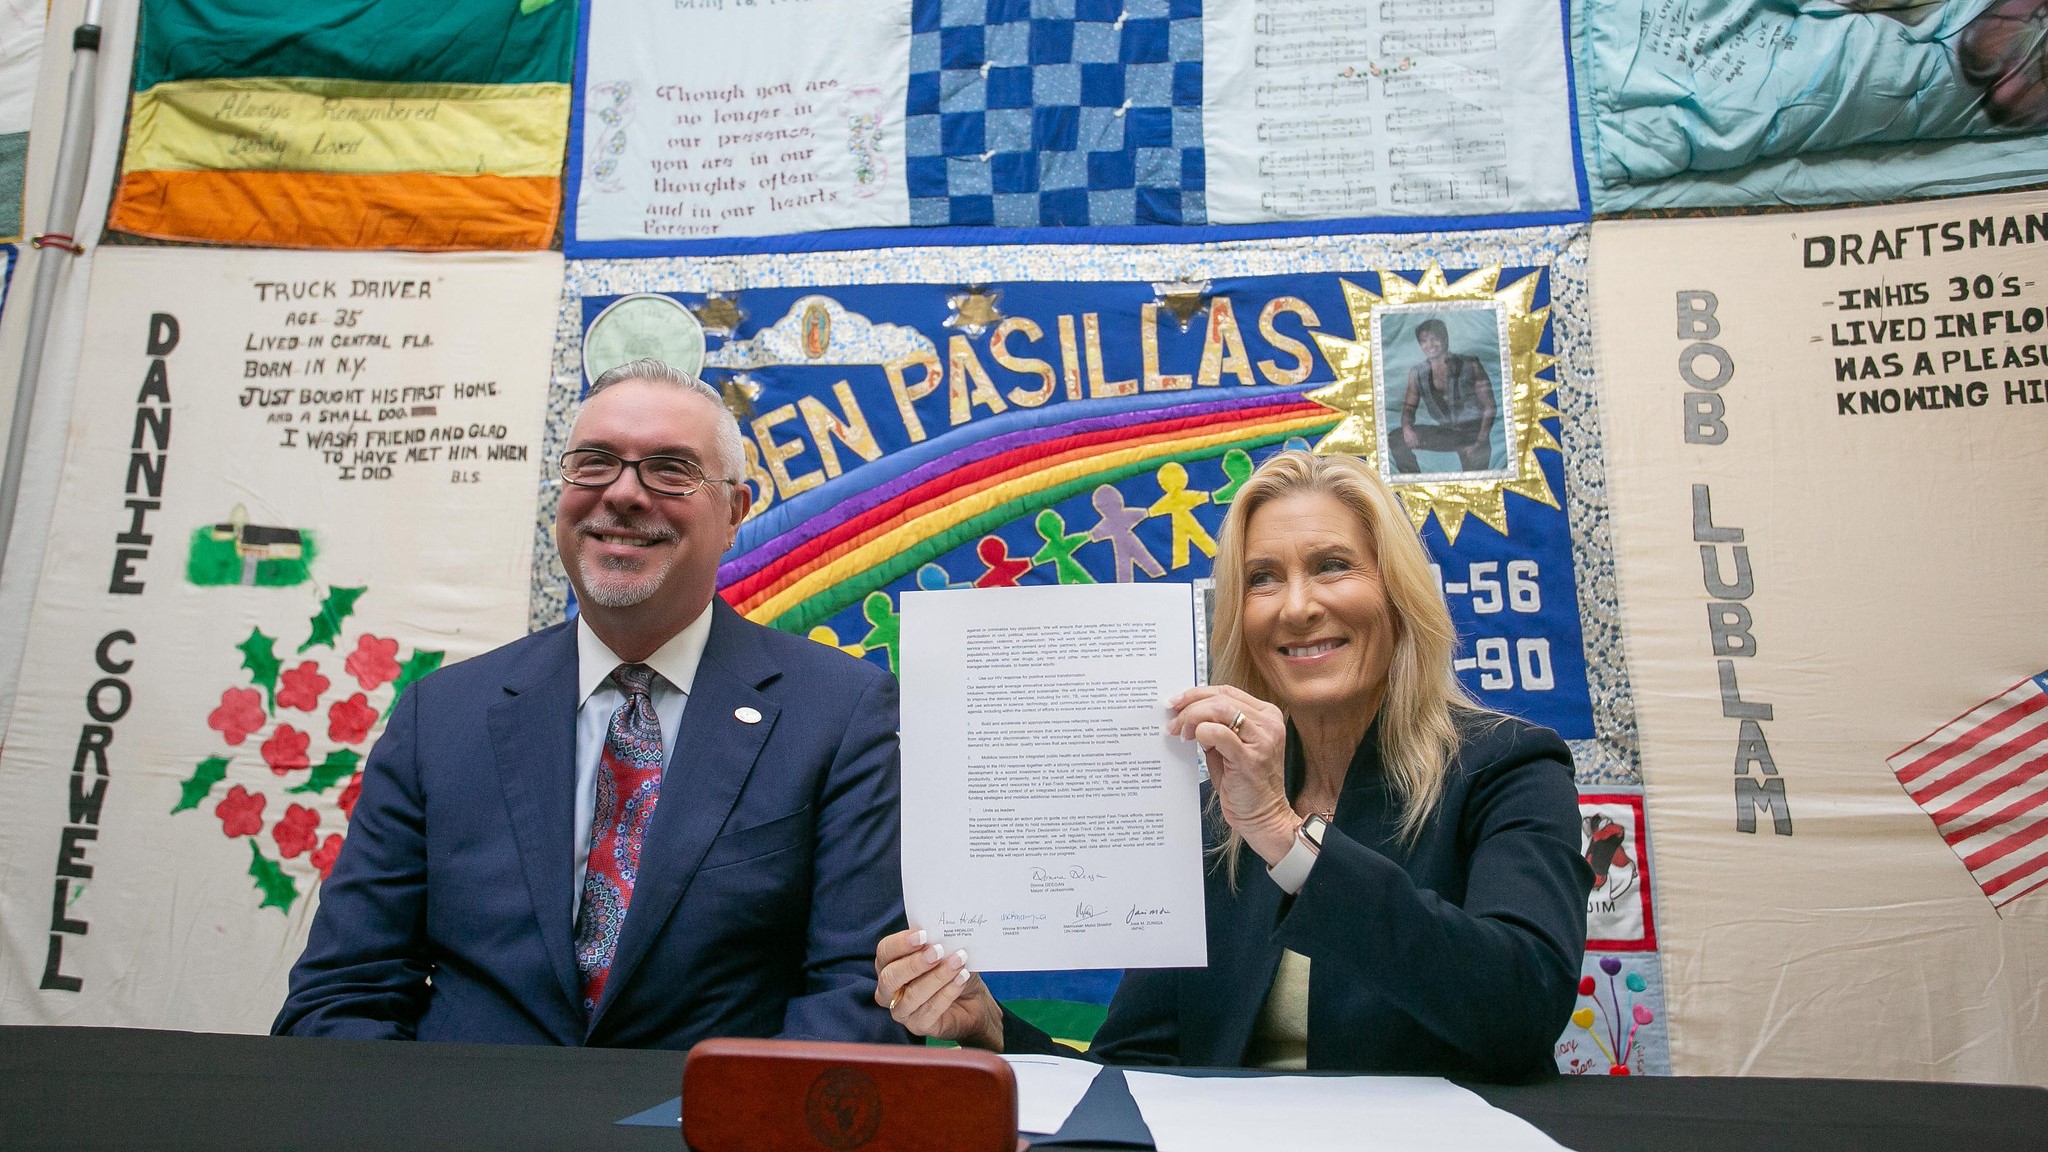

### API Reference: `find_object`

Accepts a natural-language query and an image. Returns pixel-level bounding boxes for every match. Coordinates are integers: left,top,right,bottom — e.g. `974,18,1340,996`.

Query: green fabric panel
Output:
1003,999,1108,1045
133,0,576,91
0,131,24,240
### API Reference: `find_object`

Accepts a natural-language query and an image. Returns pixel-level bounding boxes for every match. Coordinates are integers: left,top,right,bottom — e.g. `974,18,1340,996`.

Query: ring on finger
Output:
1230,710,1246,737
888,989,902,1011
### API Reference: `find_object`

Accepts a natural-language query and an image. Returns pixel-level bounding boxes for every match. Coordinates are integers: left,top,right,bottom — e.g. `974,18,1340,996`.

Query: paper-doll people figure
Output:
1031,510,1096,585
1146,461,1216,570
1086,484,1165,583
858,591,899,673
973,535,1033,587
807,625,867,659
1211,448,1253,505
915,561,969,591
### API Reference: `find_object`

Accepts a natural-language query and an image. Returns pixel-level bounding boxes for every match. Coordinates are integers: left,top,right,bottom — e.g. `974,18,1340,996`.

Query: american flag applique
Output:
1887,671,2048,910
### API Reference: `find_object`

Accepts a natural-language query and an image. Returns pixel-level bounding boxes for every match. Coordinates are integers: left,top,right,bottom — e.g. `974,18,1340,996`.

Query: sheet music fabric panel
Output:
1203,0,1578,222
572,0,1580,246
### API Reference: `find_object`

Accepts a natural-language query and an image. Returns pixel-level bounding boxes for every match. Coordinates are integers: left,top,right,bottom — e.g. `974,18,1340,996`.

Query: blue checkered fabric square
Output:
907,0,1206,228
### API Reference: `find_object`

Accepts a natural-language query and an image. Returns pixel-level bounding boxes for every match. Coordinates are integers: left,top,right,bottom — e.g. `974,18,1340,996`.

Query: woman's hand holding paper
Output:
874,928,1005,1051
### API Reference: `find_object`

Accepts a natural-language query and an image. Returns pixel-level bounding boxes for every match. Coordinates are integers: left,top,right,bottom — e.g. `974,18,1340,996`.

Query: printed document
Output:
900,583,1207,972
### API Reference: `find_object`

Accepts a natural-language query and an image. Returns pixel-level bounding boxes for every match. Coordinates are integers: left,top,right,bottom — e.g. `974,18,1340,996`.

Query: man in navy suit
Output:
275,358,907,1048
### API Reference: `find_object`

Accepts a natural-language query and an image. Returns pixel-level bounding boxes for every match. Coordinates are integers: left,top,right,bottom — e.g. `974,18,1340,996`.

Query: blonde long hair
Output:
1209,451,1487,875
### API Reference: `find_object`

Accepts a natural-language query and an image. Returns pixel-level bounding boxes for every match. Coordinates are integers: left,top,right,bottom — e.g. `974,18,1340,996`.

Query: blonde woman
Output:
875,451,1591,1080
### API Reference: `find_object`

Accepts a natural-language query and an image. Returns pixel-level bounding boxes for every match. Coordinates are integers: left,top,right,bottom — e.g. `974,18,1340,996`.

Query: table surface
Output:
4,1025,2045,1151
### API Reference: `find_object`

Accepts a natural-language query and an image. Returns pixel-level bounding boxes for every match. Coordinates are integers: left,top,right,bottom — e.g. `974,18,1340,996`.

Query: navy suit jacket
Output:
1007,714,1591,1081
274,599,909,1048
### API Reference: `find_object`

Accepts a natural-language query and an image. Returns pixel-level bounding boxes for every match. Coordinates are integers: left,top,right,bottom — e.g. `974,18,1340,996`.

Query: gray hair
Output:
585,358,745,481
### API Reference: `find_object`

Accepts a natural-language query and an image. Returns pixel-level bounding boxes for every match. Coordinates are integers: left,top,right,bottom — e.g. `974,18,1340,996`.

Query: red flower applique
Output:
276,661,331,712
337,772,363,820
311,834,344,880
216,785,266,838
327,693,377,744
344,634,401,691
273,803,319,858
262,724,311,775
208,687,266,745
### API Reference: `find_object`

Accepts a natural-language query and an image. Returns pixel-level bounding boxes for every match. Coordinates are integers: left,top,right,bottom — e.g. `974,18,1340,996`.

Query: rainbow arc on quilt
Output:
110,0,574,249
719,391,1336,633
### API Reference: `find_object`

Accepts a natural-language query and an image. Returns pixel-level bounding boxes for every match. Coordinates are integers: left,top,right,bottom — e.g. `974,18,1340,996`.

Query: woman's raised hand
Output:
873,928,1005,1051
1167,685,1299,866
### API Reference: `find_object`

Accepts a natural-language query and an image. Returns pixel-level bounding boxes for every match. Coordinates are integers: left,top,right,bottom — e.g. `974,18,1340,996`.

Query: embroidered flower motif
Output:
208,688,266,745
327,693,377,744
261,724,312,775
276,661,331,712
272,803,319,858
311,834,345,880
344,634,401,691
216,785,266,838
337,772,363,820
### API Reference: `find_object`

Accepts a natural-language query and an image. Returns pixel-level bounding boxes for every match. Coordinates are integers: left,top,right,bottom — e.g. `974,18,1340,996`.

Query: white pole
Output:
0,1,104,580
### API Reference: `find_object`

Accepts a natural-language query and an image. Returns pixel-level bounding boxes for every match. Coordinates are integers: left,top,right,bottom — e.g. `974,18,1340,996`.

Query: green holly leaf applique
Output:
299,585,368,653
248,841,299,913
519,0,560,14
238,628,283,711
288,749,362,795
387,649,445,712
172,756,230,813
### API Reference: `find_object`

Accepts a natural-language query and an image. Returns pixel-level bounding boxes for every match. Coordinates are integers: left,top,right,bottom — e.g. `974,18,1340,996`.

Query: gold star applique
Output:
720,373,763,421
692,293,745,337
1152,279,1211,332
946,287,1003,337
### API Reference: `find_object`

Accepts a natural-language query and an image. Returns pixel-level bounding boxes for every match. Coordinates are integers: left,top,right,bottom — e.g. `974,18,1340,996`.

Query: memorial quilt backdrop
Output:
0,0,44,240
1591,187,2048,1081
554,226,1667,1071
568,0,1582,254
106,0,576,249
1579,0,2048,211
0,0,145,746
0,248,562,1029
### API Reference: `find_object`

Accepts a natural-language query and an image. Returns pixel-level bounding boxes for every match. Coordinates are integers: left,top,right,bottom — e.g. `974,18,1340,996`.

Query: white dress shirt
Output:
571,607,712,920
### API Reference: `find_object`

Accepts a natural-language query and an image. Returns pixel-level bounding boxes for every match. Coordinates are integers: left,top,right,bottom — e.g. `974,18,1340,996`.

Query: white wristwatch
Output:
1266,812,1330,896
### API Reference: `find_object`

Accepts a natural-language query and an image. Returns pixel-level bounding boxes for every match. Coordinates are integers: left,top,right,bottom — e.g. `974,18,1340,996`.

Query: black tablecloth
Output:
4,1025,2044,1151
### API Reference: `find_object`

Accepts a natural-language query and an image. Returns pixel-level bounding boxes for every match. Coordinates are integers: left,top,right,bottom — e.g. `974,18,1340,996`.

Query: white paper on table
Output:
1123,1071,1572,1152
999,1053,1103,1136
899,583,1208,973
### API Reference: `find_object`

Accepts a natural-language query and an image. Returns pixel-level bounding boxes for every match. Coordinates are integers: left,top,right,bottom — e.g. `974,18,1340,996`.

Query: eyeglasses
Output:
557,448,739,497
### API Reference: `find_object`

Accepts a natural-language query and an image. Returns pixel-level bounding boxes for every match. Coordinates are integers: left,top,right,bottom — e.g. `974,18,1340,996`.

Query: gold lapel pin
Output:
734,706,762,725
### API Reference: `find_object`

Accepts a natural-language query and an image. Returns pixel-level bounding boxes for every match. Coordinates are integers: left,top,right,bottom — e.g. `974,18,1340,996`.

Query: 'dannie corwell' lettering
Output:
42,629,138,992
109,314,178,595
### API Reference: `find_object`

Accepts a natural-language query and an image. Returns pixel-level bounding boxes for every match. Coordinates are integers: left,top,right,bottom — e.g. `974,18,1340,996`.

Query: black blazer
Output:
1008,713,1591,1081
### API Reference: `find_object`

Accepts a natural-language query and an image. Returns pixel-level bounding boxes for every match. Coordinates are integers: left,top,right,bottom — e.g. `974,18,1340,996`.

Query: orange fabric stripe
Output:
109,169,560,251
